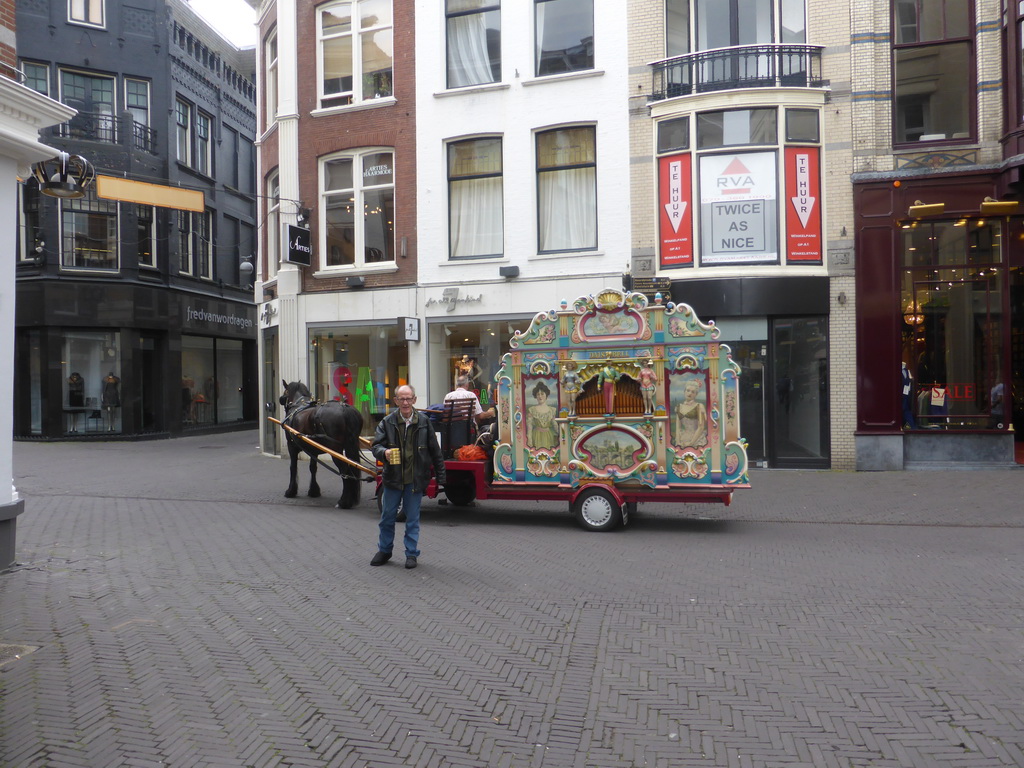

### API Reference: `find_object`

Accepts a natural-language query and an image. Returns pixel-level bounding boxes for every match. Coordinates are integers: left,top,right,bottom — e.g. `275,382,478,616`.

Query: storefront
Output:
14,283,258,439
853,173,1021,469
671,276,831,469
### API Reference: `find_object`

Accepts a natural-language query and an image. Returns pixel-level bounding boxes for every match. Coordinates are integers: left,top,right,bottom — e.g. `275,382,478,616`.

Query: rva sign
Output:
699,152,778,265
283,224,312,266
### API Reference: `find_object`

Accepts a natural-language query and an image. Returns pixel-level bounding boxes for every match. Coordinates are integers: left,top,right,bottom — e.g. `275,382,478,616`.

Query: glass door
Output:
769,316,829,468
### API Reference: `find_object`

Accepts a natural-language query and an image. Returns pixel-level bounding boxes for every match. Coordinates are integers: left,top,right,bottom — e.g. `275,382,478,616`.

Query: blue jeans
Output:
379,484,422,557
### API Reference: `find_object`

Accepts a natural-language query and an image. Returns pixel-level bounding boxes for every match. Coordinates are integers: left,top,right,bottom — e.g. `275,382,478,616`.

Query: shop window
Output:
426,319,524,407
536,126,597,253
446,0,501,88
900,220,1003,430
892,0,973,144
61,191,118,271
317,0,393,110
321,149,395,270
696,108,776,148
448,137,503,259
307,325,408,437
62,330,121,434
182,336,216,427
69,0,104,27
535,0,593,76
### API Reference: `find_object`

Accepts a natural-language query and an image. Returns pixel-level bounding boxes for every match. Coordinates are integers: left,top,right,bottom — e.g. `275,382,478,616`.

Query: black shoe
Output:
405,556,417,569
370,551,391,566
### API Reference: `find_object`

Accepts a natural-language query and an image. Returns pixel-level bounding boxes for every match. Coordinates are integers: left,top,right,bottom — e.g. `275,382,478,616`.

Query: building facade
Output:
851,0,1021,469
14,0,259,441
255,0,630,454
629,0,854,469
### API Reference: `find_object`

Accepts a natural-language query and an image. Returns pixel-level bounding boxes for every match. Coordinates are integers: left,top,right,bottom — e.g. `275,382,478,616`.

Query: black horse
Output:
279,381,364,509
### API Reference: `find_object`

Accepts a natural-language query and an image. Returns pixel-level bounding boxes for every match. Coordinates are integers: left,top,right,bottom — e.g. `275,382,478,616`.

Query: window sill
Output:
529,249,604,261
312,264,399,278
310,98,397,118
522,69,605,87
434,83,511,99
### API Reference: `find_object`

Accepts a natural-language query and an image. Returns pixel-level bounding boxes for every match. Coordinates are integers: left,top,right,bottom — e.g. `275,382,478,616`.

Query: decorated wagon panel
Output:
492,288,748,491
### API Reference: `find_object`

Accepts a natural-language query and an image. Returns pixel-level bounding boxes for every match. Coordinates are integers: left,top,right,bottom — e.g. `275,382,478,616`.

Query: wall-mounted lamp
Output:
980,196,1019,215
840,226,847,237
837,291,847,305
499,265,520,278
346,275,366,289
30,151,96,199
908,200,945,218
296,206,311,227
444,325,452,337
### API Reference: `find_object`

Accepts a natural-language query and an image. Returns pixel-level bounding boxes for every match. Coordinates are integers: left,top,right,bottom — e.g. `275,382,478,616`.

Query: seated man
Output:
444,375,495,425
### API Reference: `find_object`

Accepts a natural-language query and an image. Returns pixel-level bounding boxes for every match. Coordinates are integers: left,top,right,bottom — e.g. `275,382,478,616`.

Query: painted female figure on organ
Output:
527,381,558,449
673,377,707,449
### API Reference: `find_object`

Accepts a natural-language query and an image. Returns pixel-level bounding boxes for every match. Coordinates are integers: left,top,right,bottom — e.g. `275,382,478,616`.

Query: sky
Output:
188,0,258,49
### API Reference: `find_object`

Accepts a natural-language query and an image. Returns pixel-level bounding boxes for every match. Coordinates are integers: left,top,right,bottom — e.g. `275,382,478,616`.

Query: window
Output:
448,138,503,259
900,220,1002,429
223,126,239,188
125,79,149,126
318,0,393,109
137,205,156,268
657,117,689,153
446,0,500,88
535,0,593,76
61,192,118,270
69,0,104,26
176,99,192,164
892,0,972,143
265,31,278,127
21,62,48,96
19,181,42,263
196,112,211,175
321,150,395,269
785,108,819,142
266,172,280,280
178,210,212,279
697,108,777,148
60,70,115,142
536,126,596,253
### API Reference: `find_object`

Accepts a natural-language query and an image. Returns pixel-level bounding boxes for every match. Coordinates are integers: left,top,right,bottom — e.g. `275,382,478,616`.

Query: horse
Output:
279,381,364,509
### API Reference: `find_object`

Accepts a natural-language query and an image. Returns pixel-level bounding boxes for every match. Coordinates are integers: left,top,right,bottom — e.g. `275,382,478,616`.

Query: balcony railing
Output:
49,111,158,154
650,44,826,101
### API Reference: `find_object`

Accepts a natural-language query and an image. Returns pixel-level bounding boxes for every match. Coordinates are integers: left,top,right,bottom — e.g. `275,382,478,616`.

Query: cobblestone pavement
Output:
2,431,1023,768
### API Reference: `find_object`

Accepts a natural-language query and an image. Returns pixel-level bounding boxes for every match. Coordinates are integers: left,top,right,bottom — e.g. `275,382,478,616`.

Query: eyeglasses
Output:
395,397,415,402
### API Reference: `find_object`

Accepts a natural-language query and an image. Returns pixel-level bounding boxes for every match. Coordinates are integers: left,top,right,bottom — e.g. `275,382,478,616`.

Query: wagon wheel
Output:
375,484,406,522
572,487,622,532
443,472,476,507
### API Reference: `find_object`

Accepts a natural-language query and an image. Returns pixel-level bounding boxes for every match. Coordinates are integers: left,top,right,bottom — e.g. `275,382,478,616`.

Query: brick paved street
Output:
2,431,1023,767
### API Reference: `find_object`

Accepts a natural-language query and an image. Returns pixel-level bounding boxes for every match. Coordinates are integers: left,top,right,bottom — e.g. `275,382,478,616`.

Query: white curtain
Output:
538,168,596,252
534,2,547,74
450,177,503,258
448,14,494,87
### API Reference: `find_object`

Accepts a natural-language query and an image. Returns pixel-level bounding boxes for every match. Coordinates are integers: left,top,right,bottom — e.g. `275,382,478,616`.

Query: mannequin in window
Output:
901,362,915,429
67,372,85,432
102,372,121,431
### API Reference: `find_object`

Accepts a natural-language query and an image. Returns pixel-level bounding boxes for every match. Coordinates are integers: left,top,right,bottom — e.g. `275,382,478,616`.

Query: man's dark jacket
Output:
372,410,446,493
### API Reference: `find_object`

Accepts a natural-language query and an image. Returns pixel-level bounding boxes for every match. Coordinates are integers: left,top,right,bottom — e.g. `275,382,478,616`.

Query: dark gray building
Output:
14,0,259,439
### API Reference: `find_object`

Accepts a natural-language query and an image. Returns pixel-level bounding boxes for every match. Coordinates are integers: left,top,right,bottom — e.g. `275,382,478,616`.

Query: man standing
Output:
370,385,446,569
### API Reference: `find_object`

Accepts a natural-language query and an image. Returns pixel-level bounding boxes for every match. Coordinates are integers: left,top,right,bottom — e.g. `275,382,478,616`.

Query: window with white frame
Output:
69,0,104,27
318,0,393,109
321,150,395,269
137,205,156,268
61,192,118,270
448,138,503,259
534,0,593,77
536,126,596,253
196,112,211,175
178,210,212,279
176,99,191,164
265,31,278,128
266,171,280,280
125,79,149,126
446,0,501,88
